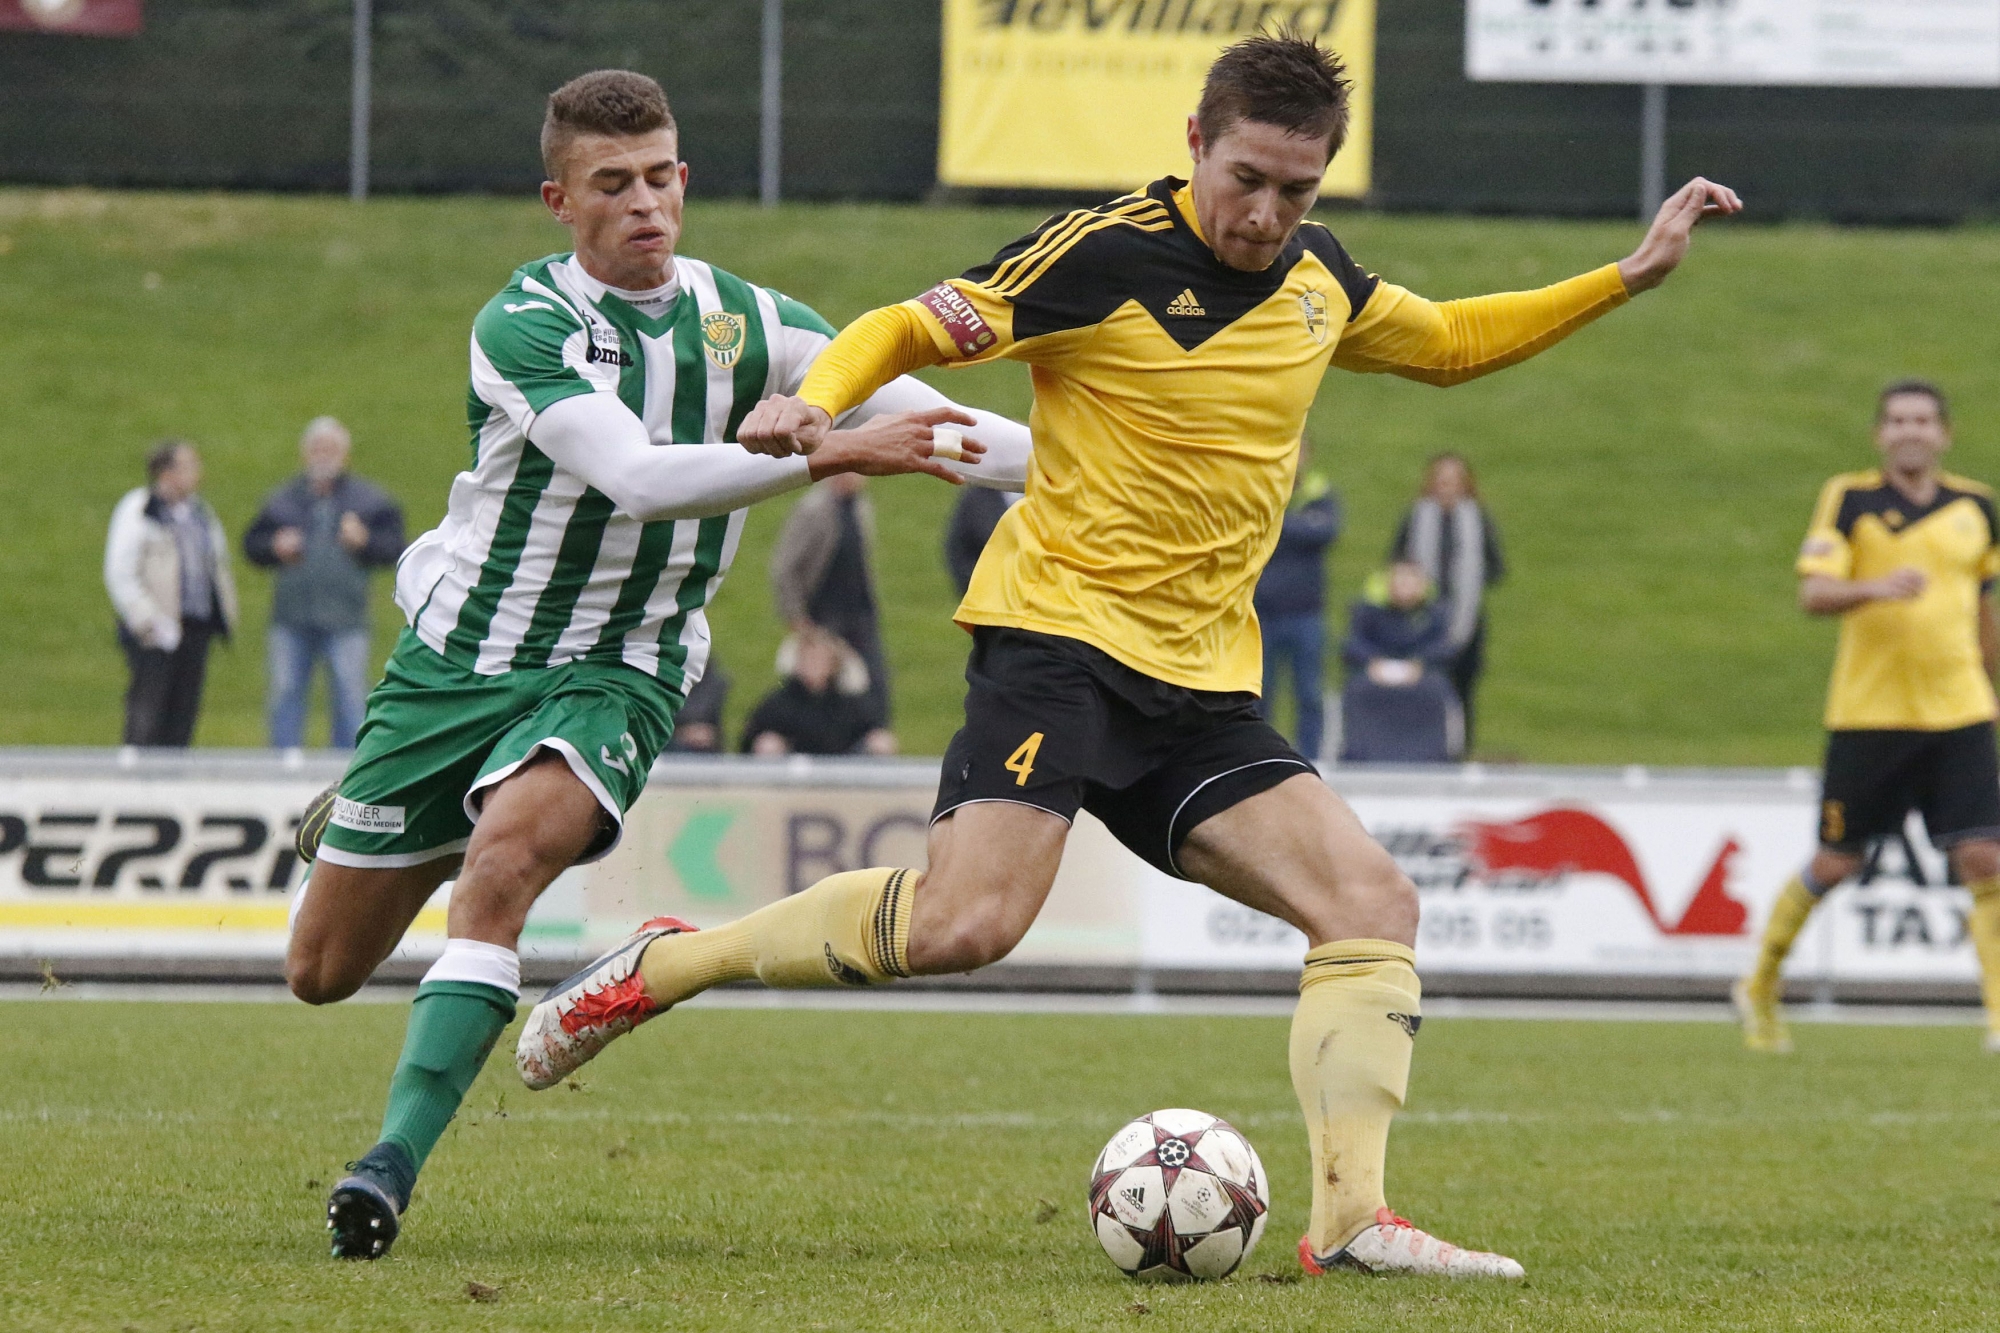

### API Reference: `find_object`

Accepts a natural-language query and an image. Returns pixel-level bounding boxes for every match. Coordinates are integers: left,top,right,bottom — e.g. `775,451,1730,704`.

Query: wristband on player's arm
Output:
798,302,948,421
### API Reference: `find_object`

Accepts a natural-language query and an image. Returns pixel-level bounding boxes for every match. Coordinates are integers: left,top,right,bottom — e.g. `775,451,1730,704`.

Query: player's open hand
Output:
1617,177,1742,294
739,393,833,458
808,406,982,484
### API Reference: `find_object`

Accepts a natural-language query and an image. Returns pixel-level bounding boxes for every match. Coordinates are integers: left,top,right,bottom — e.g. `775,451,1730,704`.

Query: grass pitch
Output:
8,189,2000,762
4,1000,1997,1331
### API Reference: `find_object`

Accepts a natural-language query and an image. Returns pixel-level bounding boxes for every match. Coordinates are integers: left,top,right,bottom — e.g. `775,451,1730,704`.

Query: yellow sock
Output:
1749,877,1820,990
1965,876,2000,1034
1291,939,1422,1255
638,868,915,1006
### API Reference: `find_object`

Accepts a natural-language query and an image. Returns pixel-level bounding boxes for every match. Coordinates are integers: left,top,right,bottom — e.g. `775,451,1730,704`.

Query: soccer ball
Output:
1088,1108,1269,1281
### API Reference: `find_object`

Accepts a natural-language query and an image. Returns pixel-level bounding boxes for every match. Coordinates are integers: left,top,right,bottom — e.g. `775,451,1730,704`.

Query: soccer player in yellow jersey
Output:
1736,381,2000,1054
519,34,1739,1277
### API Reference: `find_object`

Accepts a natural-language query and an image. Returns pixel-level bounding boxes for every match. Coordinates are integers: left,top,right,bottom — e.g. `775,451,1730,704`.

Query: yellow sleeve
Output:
1331,263,1631,387
797,301,950,420
1796,478,1854,580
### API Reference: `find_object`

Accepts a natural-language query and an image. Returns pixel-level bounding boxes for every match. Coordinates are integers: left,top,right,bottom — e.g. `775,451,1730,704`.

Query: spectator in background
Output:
1338,560,1461,764
945,486,1019,597
741,628,894,757
103,440,237,747
771,474,894,746
243,417,404,749
1390,452,1505,748
666,659,730,754
1252,460,1342,759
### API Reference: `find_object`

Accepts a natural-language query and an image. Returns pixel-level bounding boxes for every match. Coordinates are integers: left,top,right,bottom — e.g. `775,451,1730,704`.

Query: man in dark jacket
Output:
243,417,404,748
1339,561,1461,763
741,630,890,757
945,487,1018,597
1253,467,1341,759
771,475,893,742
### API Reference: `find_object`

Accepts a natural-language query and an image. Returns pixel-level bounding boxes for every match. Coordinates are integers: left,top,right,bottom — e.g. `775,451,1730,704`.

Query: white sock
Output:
419,937,521,999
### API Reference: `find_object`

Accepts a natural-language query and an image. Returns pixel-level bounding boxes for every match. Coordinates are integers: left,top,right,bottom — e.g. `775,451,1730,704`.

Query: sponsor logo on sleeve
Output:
331,798,406,835
916,282,999,358
1801,537,1836,558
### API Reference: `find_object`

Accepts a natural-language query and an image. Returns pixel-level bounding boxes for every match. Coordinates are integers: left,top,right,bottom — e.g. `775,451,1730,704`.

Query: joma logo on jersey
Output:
702,312,747,369
585,324,633,367
1300,289,1329,344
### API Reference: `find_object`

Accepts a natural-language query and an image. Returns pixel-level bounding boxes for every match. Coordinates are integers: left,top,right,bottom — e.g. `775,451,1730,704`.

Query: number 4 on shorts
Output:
1005,732,1044,787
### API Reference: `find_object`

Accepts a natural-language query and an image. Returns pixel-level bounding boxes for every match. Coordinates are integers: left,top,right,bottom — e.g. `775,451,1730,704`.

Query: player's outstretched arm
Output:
1616,177,1743,294
1331,176,1739,388
528,392,977,522
808,405,982,485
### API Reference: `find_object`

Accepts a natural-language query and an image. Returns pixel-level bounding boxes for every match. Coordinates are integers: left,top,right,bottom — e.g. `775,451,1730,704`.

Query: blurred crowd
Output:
103,429,1500,765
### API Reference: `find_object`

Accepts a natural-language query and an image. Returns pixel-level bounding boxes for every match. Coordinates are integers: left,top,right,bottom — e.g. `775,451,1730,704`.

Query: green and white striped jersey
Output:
395,252,838,692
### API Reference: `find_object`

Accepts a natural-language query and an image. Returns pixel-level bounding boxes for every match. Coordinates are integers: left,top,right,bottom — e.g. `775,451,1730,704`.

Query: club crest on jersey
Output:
1300,289,1329,345
585,322,632,367
702,311,747,369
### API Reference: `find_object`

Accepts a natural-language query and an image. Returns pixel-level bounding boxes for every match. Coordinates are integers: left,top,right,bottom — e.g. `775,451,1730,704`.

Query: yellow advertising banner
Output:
939,0,1374,197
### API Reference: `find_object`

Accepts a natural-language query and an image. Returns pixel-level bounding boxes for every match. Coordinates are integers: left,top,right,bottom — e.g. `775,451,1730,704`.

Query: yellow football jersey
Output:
1798,469,2000,730
803,176,1629,692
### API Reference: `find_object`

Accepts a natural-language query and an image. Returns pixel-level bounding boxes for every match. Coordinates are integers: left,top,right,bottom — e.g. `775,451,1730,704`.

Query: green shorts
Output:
317,630,681,869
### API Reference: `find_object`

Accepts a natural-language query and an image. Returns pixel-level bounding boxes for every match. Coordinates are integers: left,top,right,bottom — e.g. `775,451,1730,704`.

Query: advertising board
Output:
0,753,1979,993
1466,0,2000,87
938,0,1376,196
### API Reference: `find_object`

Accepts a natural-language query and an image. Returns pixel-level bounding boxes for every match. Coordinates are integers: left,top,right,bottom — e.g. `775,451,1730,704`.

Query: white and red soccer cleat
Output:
1300,1208,1525,1279
515,916,695,1090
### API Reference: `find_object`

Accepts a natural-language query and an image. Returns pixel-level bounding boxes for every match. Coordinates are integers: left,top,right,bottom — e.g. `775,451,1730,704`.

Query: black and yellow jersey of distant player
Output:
797,179,1630,692
1798,462,2000,733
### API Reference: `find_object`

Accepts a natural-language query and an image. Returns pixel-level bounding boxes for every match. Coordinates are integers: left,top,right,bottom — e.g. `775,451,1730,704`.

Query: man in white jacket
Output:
103,440,238,747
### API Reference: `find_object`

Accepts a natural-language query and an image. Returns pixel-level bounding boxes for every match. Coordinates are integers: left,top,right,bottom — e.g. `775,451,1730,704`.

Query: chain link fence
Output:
4,0,1999,218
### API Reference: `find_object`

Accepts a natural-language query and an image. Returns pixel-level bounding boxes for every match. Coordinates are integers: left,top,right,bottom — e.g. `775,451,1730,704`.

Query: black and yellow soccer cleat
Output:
326,1142,414,1260
296,784,339,863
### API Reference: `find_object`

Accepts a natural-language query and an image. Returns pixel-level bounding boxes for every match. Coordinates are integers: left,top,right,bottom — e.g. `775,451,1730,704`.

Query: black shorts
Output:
932,627,1316,878
1819,722,2000,851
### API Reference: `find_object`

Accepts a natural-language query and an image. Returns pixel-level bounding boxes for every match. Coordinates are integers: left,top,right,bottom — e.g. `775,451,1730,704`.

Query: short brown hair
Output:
145,438,192,482
1196,31,1351,161
541,70,676,179
1877,377,1950,425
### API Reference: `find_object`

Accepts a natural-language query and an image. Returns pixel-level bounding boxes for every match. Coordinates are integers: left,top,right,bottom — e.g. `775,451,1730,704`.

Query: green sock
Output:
377,980,517,1173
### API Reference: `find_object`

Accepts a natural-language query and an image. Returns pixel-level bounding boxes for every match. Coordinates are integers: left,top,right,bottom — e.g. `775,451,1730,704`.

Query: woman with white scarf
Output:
1389,453,1505,749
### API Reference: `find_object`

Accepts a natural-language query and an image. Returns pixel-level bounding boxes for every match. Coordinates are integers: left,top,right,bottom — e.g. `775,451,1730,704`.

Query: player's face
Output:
542,128,687,289
1187,115,1330,272
1874,393,1951,476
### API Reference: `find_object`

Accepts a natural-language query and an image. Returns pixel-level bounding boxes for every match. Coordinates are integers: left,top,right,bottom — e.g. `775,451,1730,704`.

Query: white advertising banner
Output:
0,754,1979,987
1466,0,2000,87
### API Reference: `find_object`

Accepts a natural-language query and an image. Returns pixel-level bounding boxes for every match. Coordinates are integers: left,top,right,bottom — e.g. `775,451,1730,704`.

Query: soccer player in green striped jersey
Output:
289,70,1029,1259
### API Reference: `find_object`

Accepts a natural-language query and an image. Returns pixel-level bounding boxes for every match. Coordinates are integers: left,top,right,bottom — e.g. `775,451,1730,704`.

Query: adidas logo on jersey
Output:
1163,288,1206,317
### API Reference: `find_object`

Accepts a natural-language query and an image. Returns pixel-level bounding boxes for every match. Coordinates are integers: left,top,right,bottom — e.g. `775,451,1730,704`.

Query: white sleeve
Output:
528,391,811,522
838,374,1032,492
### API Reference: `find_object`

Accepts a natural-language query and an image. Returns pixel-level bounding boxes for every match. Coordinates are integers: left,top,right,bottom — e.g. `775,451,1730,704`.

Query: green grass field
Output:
5,1000,1998,1331
8,188,2000,761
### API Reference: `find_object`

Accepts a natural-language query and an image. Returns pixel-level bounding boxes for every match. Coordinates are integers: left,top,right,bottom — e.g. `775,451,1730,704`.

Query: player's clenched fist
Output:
738,393,833,457
808,406,983,485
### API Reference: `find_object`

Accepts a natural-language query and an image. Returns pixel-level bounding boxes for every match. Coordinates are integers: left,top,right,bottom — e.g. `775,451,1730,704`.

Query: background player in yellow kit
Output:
520,32,1739,1277
1737,380,2000,1053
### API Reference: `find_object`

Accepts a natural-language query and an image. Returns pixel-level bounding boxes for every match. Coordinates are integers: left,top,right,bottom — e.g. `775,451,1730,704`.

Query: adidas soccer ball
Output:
1088,1108,1269,1281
